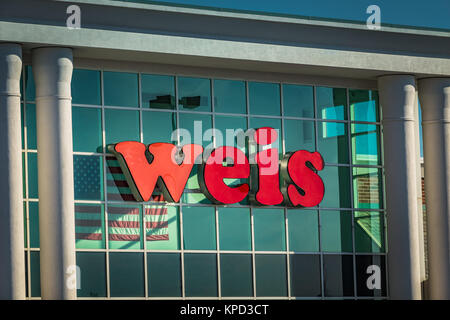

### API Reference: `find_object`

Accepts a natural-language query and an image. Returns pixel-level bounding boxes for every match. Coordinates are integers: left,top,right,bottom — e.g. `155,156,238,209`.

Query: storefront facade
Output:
0,0,450,300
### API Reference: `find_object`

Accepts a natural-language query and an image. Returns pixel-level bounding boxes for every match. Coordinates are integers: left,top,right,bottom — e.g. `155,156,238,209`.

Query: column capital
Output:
0,43,22,97
378,75,417,122
418,78,450,123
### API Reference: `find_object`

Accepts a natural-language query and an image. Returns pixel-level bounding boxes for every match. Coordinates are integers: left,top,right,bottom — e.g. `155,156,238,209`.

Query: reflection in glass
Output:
145,205,180,250
320,210,352,252
108,205,142,250
109,252,144,297
289,254,321,297
317,121,349,164
353,167,383,209
214,79,246,114
316,87,347,120
142,110,177,144
319,166,351,209
351,124,380,165
75,204,105,249
284,119,315,153
178,77,211,112
323,255,354,297
142,74,175,109
248,82,281,116
282,84,314,118
354,211,385,253
287,210,319,252
105,109,140,146
349,89,379,122
73,155,103,201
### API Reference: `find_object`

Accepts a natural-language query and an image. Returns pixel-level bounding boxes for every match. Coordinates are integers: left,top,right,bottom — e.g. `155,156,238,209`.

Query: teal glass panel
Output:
184,253,218,297
255,254,287,297
349,89,379,122
213,79,246,114
356,255,386,297
72,107,102,152
320,210,353,252
323,255,354,297
145,205,180,250
24,66,35,102
218,207,251,251
320,166,351,209
22,153,25,198
108,205,142,250
284,119,315,153
351,124,381,166
76,252,107,298
178,113,212,147
27,152,38,198
23,202,27,248
289,254,321,297
181,164,211,204
214,115,248,151
105,109,140,146
109,252,144,297
105,156,135,202
355,211,385,253
316,87,347,120
178,77,211,112
287,210,319,252
249,117,282,157
353,167,383,209
72,69,101,105
147,253,182,297
103,71,139,107
142,110,177,144
75,204,105,249
282,84,314,118
30,251,41,297
21,104,24,149
248,82,280,116
142,74,175,110
220,254,253,297
182,206,216,250
26,103,36,150
29,201,39,248
73,155,103,201
254,208,286,251
317,121,349,164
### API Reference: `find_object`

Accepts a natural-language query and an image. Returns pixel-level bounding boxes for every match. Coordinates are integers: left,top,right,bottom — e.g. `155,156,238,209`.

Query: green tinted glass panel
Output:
145,205,180,250
356,255,386,297
75,204,105,249
214,79,246,114
218,207,251,251
355,211,385,253
284,119,315,153
316,87,347,120
108,205,142,250
73,155,103,201
255,254,287,297
109,252,144,297
142,74,175,109
181,164,211,204
29,201,39,248
323,255,354,297
353,167,383,209
179,113,212,147
76,252,107,298
72,69,101,105
320,210,353,252
351,124,380,165
220,254,253,297
289,254,321,297
317,121,349,164
26,103,36,150
103,71,139,107
254,208,286,251
182,206,216,250
105,109,140,146
320,166,351,208
24,66,35,102
30,251,40,297
287,210,319,252
142,110,177,144
27,152,38,198
178,77,211,112
283,84,314,118
148,253,182,297
72,107,102,152
350,89,379,122
105,156,135,202
184,253,218,297
248,82,280,116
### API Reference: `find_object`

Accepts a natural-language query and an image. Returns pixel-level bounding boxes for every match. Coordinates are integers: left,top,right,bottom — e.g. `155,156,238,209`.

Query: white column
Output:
0,43,26,300
378,75,422,300
418,77,450,300
32,47,76,300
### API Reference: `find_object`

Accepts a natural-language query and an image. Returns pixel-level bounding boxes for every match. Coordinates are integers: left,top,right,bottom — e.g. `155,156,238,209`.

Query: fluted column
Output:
32,47,76,300
378,75,422,300
418,77,450,300
0,43,26,300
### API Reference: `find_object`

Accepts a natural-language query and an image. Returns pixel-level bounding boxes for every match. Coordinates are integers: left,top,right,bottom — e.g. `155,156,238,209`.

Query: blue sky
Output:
121,0,450,30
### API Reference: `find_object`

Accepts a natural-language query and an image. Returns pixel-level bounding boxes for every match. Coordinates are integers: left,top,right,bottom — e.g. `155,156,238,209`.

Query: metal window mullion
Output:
215,206,221,299
250,207,256,300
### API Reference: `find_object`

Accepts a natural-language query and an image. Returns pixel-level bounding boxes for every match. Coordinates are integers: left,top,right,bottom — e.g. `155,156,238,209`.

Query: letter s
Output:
281,150,325,207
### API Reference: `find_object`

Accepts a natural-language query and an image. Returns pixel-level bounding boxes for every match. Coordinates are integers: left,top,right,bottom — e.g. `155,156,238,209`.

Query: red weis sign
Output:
108,127,325,207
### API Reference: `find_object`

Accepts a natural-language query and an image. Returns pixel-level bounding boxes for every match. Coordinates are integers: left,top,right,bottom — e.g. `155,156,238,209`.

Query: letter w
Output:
109,142,203,202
